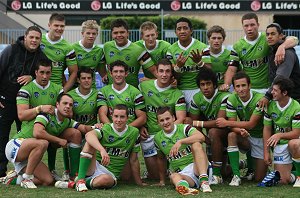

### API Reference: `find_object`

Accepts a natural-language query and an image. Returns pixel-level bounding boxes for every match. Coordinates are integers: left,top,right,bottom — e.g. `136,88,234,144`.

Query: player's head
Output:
56,93,73,118
232,71,251,101
272,77,294,100
48,13,65,40
24,26,42,52
156,58,173,87
241,13,259,41
140,21,158,49
266,23,284,46
81,20,99,46
109,60,128,85
77,67,94,90
207,25,225,51
111,18,129,47
35,58,52,86
196,67,218,99
175,17,193,43
156,106,175,133
112,104,129,132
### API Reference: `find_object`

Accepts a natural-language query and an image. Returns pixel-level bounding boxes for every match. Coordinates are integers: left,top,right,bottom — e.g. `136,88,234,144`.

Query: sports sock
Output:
47,146,57,171
69,143,81,177
86,178,93,189
63,148,70,172
227,146,240,177
212,161,222,176
246,151,254,172
199,174,209,183
77,152,93,180
292,158,300,177
176,180,189,188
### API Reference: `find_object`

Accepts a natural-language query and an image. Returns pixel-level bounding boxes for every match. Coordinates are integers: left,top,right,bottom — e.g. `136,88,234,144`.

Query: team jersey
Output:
190,89,229,120
14,109,79,139
166,38,209,90
95,123,140,178
232,32,270,89
98,84,145,124
102,40,154,88
154,124,196,172
226,90,264,138
203,47,239,85
41,33,77,86
72,41,104,88
135,40,171,78
68,88,100,125
139,79,186,135
264,98,300,145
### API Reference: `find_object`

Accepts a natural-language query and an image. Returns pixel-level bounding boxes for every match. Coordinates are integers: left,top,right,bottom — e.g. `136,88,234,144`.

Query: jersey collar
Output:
75,87,93,99
244,32,261,45
154,79,171,92
112,83,129,94
33,79,51,90
163,124,177,138
79,40,95,52
45,33,63,44
114,40,131,50
276,97,292,112
178,38,195,51
240,90,253,107
111,123,128,136
143,40,159,52
203,89,219,103
209,46,225,58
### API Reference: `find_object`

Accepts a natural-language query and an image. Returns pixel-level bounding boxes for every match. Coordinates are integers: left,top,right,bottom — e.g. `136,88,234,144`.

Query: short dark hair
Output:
232,71,251,86
196,67,218,89
110,18,129,31
266,23,283,34
156,106,173,117
241,13,258,24
56,93,73,103
109,60,128,72
113,104,129,116
273,77,294,96
49,13,65,23
25,26,42,36
35,58,52,71
77,67,94,79
207,25,226,39
175,17,193,31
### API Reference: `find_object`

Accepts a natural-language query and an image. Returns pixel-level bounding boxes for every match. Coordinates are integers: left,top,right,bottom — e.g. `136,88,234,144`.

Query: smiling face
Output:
242,18,259,41
112,109,128,132
157,110,175,134
176,22,193,43
271,84,285,101
157,64,172,87
110,65,127,86
35,65,51,87
233,78,251,101
24,30,41,52
48,20,65,41
112,26,129,47
56,95,73,118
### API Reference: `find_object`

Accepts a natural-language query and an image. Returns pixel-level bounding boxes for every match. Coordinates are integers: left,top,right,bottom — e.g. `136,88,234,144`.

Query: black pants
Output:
0,102,21,177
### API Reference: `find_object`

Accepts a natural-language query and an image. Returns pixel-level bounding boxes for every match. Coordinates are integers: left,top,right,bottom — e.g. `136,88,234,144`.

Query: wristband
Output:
201,121,204,128
174,65,182,73
35,106,40,114
196,61,205,68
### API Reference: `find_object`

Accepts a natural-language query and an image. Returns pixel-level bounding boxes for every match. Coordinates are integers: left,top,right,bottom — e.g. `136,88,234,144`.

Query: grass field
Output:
1,124,299,197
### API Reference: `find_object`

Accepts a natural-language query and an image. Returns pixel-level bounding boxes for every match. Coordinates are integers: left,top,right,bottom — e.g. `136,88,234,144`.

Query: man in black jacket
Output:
0,26,48,177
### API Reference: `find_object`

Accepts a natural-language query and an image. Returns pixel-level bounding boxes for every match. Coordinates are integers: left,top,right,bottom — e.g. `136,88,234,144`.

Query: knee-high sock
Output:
68,143,81,177
63,148,70,172
228,146,240,177
47,145,57,171
77,152,93,180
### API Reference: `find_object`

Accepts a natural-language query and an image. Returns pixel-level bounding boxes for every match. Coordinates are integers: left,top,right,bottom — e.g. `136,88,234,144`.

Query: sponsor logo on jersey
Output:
42,91,46,95
237,105,243,110
125,55,130,61
50,120,55,127
167,145,192,161
73,101,79,107
50,93,55,99
108,135,115,142
258,46,263,51
89,101,95,106
125,97,130,102
10,147,17,159
34,92,39,98
108,94,115,100
77,54,83,60
271,113,278,119
163,98,168,103
162,141,167,147
147,91,153,97
56,50,61,55
242,48,247,55
109,51,115,57
93,55,97,61
126,138,130,144
200,105,206,111
40,44,45,50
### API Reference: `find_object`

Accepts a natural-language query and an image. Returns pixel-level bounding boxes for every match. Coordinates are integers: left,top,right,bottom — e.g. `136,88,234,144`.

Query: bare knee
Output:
69,129,82,144
93,174,115,189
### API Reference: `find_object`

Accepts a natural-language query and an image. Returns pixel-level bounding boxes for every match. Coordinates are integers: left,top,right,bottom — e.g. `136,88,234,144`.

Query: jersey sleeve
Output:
220,94,229,111
138,50,154,70
263,106,273,126
134,91,145,111
16,87,30,105
292,111,300,129
226,96,237,118
97,89,108,107
183,124,196,137
228,49,240,68
175,93,186,112
34,113,50,127
189,94,200,115
69,119,80,129
65,45,77,67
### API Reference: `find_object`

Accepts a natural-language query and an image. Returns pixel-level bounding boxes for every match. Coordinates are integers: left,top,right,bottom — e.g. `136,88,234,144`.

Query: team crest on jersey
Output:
242,48,247,55
77,54,83,60
34,92,39,98
125,97,130,102
285,115,290,120
73,101,79,107
109,51,115,57
164,98,168,103
271,113,278,119
147,91,153,97
50,121,55,127
89,101,95,106
50,93,55,99
162,141,167,147
126,138,130,144
56,50,61,55
108,95,115,100
125,55,130,61
41,91,46,95
93,55,97,61
257,46,263,51
40,44,45,50
237,106,243,110
108,135,115,142
200,105,206,111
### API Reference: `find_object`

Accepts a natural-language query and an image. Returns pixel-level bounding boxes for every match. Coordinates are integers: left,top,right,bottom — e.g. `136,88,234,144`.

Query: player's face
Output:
35,66,51,86
112,26,129,47
157,64,172,86
24,30,41,52
111,66,128,85
266,27,283,46
112,109,128,132
199,80,215,99
242,18,259,41
56,95,73,118
48,20,65,40
233,78,251,101
78,72,93,90
157,111,175,133
82,28,98,46
176,22,193,42
208,32,224,51
271,84,285,101
141,29,158,50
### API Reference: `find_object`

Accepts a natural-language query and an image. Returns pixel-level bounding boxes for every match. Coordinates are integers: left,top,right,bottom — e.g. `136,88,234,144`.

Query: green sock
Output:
77,156,92,180
63,148,70,172
246,151,253,171
7,178,17,185
69,144,81,177
177,180,189,188
85,178,93,189
228,151,240,177
212,162,222,176
47,146,57,171
199,174,209,183
293,161,300,176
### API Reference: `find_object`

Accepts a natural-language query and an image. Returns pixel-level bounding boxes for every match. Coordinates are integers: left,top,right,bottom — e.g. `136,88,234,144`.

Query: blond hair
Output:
139,21,157,34
81,20,99,33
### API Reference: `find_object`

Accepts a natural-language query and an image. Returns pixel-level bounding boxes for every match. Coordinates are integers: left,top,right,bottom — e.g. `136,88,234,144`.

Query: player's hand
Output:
0,101,4,108
100,149,110,166
216,118,228,128
274,45,285,66
41,105,55,114
139,127,149,141
17,75,32,85
267,134,281,147
183,117,193,125
102,74,109,84
258,97,269,110
264,152,272,166
170,140,182,157
189,49,202,64
139,77,151,82
170,77,177,88
93,123,103,130
58,139,68,148
175,52,188,68
218,84,230,92
240,128,250,137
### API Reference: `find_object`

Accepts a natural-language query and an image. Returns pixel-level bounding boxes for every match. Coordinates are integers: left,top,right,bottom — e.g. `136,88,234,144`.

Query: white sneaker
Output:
293,177,300,187
242,170,254,181
76,179,88,192
61,171,70,181
21,179,37,189
210,175,223,185
55,181,75,189
229,175,241,186
51,170,62,181
0,170,17,184
200,181,212,193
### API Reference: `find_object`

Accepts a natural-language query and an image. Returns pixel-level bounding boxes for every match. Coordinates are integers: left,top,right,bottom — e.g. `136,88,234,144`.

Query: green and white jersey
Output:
98,84,145,124
103,40,154,88
135,40,171,79
166,38,208,90
41,33,77,86
232,32,270,89
139,79,186,135
68,88,100,125
264,98,300,145
190,89,229,121
95,123,140,178
14,109,79,139
203,47,238,85
226,91,264,138
72,40,104,88
154,124,196,172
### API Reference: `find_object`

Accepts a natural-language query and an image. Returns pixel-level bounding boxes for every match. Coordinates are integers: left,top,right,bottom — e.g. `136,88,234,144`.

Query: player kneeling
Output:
154,107,212,195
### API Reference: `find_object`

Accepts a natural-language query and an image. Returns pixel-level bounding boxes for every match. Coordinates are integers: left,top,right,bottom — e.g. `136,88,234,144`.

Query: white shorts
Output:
248,137,264,160
178,163,200,188
86,160,117,188
273,144,293,165
251,88,268,94
140,135,157,157
5,139,27,174
182,89,200,110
